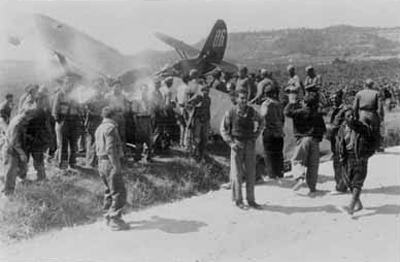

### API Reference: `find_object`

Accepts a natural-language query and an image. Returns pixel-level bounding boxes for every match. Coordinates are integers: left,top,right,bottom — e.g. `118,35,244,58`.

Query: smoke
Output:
68,85,97,104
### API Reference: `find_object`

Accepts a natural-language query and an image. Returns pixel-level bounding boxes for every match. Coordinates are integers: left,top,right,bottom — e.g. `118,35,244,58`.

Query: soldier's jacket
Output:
4,114,30,156
220,105,265,143
187,94,211,123
284,102,326,141
336,120,374,162
260,97,284,138
52,90,80,121
253,77,275,104
95,118,124,159
26,109,53,152
0,100,13,124
286,75,303,93
304,75,322,92
353,89,384,119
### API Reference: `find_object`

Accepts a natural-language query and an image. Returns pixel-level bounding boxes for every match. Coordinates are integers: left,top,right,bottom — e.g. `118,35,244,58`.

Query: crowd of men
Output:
0,63,389,230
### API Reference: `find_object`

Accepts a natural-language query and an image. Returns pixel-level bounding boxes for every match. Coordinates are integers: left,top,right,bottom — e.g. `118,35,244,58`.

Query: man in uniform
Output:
236,66,249,95
186,85,211,161
104,79,130,146
220,89,265,209
336,107,375,216
250,69,275,105
326,90,347,193
353,79,384,153
260,84,285,181
304,66,322,94
210,69,227,93
18,84,39,113
95,107,128,230
184,69,202,152
284,92,326,195
20,91,53,181
131,84,156,162
2,104,37,196
285,65,303,105
0,93,14,133
175,75,190,148
84,82,107,168
52,75,81,169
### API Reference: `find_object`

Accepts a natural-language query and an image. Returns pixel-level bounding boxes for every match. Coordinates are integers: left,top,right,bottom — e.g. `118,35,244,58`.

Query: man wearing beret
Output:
284,92,326,195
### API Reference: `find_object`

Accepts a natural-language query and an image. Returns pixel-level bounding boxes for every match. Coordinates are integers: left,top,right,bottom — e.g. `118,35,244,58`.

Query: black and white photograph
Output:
0,0,399,261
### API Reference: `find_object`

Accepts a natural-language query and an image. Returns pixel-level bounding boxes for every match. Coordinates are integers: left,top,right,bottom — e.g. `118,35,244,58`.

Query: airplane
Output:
154,19,238,77
8,13,151,86
7,13,332,172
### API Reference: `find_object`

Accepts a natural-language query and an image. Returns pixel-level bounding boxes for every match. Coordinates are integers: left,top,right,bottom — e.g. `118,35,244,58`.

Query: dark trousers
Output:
19,149,46,180
55,117,78,167
85,115,102,167
342,152,368,191
331,139,348,192
263,135,284,178
2,146,27,194
98,159,126,218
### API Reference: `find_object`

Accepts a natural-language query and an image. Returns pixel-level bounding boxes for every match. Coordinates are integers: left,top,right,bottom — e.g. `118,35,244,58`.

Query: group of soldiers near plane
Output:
0,64,386,230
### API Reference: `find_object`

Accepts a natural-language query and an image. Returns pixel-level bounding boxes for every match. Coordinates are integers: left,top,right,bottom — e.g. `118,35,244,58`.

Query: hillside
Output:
135,25,400,68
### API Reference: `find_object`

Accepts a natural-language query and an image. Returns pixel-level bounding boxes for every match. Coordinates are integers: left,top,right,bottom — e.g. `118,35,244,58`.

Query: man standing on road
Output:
220,89,265,209
260,84,285,181
95,107,129,230
326,90,347,194
284,92,326,195
336,107,375,216
353,79,384,153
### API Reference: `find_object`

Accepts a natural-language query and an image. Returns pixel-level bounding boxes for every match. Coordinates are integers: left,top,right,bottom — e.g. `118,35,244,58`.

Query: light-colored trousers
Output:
230,139,256,203
291,136,320,191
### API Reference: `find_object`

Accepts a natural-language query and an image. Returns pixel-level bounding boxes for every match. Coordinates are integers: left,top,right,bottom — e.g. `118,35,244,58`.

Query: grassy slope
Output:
0,147,229,243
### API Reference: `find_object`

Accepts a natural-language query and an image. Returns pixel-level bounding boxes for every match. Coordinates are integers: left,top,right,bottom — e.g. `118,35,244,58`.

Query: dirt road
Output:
2,147,400,262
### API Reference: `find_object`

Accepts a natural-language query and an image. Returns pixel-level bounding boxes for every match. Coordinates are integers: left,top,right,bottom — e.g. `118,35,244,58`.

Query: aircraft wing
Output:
210,60,238,74
32,14,134,78
154,32,200,58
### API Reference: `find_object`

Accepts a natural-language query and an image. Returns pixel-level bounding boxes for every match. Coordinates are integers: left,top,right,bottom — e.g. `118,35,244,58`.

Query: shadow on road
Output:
353,204,400,219
255,204,340,214
363,186,400,196
128,215,207,234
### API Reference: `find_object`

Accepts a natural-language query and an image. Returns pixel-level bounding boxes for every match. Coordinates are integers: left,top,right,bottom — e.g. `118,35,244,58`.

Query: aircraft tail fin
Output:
199,19,227,63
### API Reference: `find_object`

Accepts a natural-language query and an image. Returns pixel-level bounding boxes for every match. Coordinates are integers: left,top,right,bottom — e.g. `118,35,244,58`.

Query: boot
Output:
354,199,363,212
343,188,361,216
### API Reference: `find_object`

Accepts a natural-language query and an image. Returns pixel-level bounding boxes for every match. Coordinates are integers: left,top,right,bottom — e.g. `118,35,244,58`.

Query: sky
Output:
0,0,399,60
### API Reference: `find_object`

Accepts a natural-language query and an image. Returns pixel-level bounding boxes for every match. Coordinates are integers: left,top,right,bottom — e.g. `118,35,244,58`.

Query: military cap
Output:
287,64,295,71
25,84,39,93
189,69,199,77
305,65,314,72
101,106,117,118
260,68,269,77
365,78,374,87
